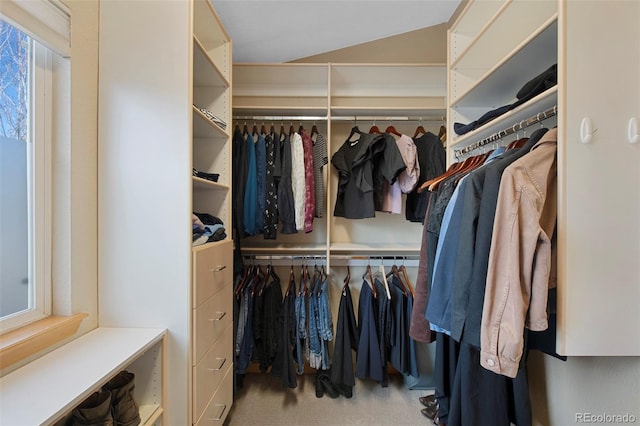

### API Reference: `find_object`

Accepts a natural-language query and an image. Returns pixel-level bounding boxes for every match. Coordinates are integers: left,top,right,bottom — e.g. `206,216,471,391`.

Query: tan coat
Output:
480,128,558,378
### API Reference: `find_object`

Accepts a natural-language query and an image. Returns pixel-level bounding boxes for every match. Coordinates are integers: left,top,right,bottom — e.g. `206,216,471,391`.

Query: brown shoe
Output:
419,394,437,408
421,405,438,420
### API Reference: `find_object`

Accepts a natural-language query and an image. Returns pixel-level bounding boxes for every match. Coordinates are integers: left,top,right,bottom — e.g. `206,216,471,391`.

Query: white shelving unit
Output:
232,62,446,266
98,0,233,424
0,328,165,426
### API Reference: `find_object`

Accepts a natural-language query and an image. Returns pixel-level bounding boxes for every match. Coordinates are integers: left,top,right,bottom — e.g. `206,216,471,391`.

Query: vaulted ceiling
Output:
210,0,462,63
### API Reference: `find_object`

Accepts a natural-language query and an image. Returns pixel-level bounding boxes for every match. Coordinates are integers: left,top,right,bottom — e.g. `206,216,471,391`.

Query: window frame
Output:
0,33,53,332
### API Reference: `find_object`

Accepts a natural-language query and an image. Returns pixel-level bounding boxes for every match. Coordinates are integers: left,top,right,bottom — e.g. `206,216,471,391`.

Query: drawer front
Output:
193,324,233,421
194,365,233,426
193,282,232,363
193,240,232,307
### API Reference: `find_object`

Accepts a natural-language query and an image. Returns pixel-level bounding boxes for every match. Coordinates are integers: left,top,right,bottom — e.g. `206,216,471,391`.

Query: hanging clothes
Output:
355,278,384,383
316,269,333,370
312,133,328,218
332,129,403,219
450,128,549,349
409,193,436,343
275,283,298,388
255,133,266,234
294,274,308,374
290,132,306,231
232,127,248,240
301,129,316,233
426,147,506,335
481,128,558,377
263,132,279,239
277,132,297,234
243,132,258,236
406,132,446,223
331,283,358,392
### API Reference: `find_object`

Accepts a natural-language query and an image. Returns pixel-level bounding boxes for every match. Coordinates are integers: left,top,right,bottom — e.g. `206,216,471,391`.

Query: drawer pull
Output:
208,357,226,371
208,404,227,422
209,311,226,321
210,265,227,272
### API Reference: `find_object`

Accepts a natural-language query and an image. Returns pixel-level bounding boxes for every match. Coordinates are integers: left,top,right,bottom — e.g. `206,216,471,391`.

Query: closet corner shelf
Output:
449,86,558,150
193,36,229,88
192,176,229,191
450,17,558,108
193,107,229,139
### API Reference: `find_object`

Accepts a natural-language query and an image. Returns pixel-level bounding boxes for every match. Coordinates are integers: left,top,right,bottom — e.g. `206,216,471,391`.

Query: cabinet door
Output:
559,0,640,355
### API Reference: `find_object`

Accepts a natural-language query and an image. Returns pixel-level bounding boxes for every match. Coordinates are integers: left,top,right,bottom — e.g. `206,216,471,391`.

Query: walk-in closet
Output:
0,1,638,426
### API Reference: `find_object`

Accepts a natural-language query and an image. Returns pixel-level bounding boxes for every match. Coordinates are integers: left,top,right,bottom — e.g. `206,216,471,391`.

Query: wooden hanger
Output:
369,124,382,134
343,265,351,290
385,125,401,136
280,124,286,137
363,264,377,298
418,161,462,193
399,264,415,298
251,124,259,136
311,124,318,137
289,124,295,135
285,265,296,297
413,124,427,138
507,137,529,150
251,264,265,297
258,263,274,297
438,124,446,140
270,124,276,135
242,122,249,136
298,124,305,134
260,123,267,135
390,264,408,297
234,264,253,296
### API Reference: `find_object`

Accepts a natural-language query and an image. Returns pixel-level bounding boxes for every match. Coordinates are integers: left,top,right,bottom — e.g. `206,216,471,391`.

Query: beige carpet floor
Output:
225,373,435,426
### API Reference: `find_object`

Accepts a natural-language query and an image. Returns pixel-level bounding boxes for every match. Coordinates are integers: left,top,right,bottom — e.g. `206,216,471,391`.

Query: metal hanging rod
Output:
453,105,557,158
234,115,327,122
242,254,420,260
242,254,420,267
233,115,445,122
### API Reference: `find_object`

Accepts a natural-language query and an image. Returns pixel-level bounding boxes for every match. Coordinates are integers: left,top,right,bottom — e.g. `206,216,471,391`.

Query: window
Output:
0,19,53,331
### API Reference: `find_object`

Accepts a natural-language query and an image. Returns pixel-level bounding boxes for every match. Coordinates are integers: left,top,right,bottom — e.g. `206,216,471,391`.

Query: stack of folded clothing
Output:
454,64,557,136
192,212,227,246
193,168,220,182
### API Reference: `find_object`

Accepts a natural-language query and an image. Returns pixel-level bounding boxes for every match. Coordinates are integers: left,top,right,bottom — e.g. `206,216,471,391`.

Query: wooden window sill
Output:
0,313,88,370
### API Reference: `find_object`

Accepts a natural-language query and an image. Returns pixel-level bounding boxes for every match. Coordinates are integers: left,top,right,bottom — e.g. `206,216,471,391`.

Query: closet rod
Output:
332,115,445,122
233,115,328,122
242,254,421,261
232,115,445,122
242,254,420,267
453,105,557,158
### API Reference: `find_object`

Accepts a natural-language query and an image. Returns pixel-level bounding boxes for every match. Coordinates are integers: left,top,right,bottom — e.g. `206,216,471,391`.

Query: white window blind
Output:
0,0,70,56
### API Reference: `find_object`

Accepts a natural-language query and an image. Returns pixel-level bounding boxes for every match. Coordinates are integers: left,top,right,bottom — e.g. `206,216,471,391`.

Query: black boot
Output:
71,391,114,426
314,372,324,398
103,371,140,426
